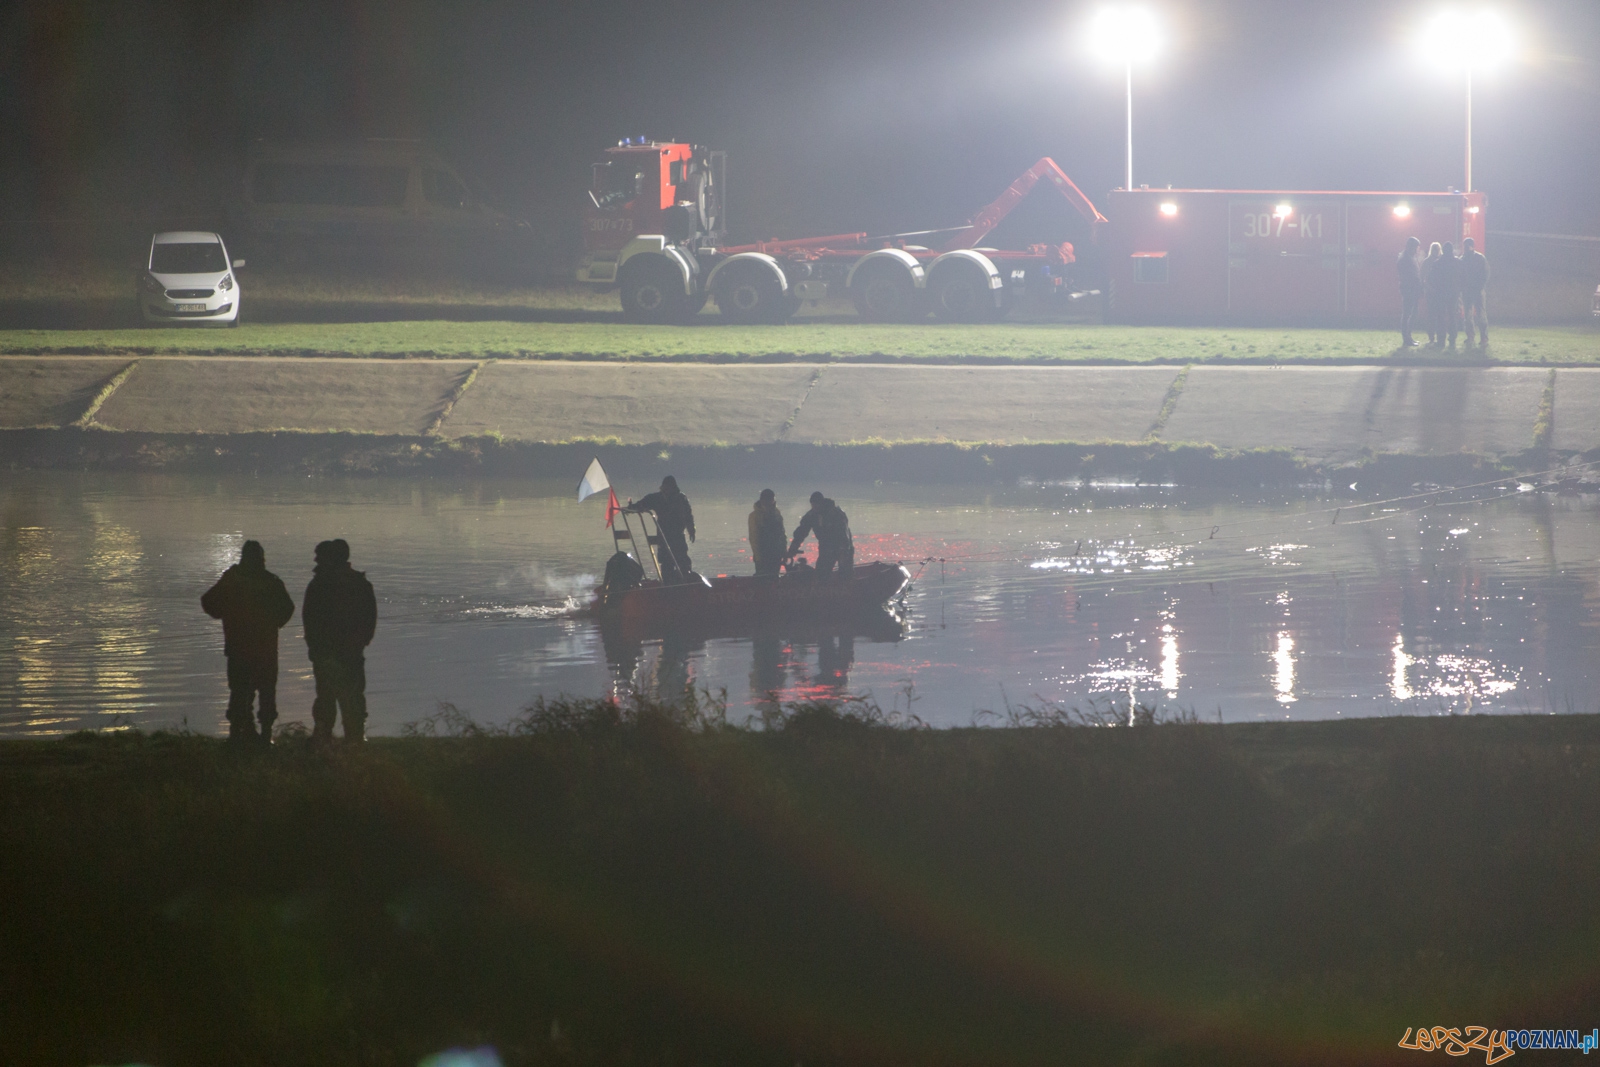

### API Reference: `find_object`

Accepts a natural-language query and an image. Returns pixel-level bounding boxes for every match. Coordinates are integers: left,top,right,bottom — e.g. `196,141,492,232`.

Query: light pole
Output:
1421,10,1513,193
1088,6,1159,191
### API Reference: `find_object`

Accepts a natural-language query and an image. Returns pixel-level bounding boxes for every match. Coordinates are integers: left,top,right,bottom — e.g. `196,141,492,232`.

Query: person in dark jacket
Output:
787,491,854,581
1459,237,1490,346
303,538,377,743
1421,242,1444,344
747,488,786,577
1428,241,1461,348
202,540,295,744
1397,236,1424,347
626,476,696,583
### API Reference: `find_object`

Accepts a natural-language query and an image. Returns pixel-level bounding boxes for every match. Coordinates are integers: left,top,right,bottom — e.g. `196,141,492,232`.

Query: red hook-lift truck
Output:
577,137,1106,324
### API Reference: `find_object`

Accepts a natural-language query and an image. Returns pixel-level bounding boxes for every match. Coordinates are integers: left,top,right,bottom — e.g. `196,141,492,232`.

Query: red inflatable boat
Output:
599,561,911,638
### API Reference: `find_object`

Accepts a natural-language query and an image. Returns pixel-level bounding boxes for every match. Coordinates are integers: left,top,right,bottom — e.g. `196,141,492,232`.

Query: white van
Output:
235,140,530,266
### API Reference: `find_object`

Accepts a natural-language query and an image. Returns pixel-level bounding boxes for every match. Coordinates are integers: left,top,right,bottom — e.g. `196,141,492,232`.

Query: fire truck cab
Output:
577,139,726,320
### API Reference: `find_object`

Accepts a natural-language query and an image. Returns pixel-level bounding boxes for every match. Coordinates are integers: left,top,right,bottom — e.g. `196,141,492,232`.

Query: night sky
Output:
2,0,1596,248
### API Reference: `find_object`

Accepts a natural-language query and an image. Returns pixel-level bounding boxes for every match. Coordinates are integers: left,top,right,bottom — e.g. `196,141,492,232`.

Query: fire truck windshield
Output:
591,162,643,209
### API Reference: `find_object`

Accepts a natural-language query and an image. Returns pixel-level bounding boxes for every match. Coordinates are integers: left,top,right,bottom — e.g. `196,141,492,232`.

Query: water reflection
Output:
1273,633,1297,704
4,472,1600,733
1160,626,1180,697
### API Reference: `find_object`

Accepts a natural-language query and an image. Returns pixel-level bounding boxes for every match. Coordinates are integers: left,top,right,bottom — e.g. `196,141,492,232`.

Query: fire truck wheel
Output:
851,262,921,323
929,261,1001,323
619,259,691,324
715,262,789,324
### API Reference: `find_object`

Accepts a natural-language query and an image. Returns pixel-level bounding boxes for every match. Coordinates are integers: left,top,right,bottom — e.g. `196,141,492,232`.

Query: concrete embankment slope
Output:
3,355,1598,466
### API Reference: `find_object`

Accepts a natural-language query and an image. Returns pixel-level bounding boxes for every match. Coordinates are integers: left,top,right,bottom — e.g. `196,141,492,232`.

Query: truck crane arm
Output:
941,158,1107,252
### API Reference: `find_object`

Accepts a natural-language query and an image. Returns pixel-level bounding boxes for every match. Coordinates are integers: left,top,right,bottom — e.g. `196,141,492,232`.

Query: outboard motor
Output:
602,550,646,608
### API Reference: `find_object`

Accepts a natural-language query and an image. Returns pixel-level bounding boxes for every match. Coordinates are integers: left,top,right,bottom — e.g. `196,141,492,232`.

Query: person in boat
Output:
626,475,696,583
787,491,853,581
747,488,786,577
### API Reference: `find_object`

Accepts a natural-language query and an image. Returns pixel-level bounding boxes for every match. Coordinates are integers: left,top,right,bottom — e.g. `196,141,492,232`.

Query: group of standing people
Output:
1398,236,1490,349
202,538,376,745
620,476,855,583
206,482,855,741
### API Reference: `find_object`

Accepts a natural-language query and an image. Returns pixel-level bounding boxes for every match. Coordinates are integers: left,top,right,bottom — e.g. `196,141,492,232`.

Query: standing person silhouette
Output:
1396,237,1424,347
303,539,377,744
626,476,696,583
1459,237,1491,347
1430,241,1462,348
202,540,294,745
747,488,786,577
1421,242,1444,344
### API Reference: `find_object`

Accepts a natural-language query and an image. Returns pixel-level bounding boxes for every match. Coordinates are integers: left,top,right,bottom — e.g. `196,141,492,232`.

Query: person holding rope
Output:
625,475,697,583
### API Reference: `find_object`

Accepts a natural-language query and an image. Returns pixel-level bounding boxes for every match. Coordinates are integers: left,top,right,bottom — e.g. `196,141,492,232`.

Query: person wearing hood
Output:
747,488,786,577
302,538,377,743
201,540,294,744
626,475,696,583
787,491,854,581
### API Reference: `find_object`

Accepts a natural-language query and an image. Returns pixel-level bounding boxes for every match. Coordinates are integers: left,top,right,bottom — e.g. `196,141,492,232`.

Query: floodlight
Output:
1416,9,1516,191
1088,6,1160,65
1159,202,1178,217
1274,204,1293,218
1393,204,1412,218
1085,6,1162,191
1419,10,1513,74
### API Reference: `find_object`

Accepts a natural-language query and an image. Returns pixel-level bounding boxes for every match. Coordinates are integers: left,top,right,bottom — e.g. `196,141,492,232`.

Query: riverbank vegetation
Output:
2,696,1597,1066
7,427,1576,494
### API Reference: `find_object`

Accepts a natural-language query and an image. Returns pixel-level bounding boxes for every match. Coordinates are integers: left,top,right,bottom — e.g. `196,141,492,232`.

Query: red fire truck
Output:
577,137,1488,327
577,138,1104,324
1103,187,1487,325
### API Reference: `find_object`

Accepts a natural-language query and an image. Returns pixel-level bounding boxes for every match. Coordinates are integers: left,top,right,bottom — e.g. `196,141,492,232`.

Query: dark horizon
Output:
3,0,1596,247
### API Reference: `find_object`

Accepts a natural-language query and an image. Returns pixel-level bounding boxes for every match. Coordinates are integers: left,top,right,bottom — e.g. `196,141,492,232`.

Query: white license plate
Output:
177,303,207,313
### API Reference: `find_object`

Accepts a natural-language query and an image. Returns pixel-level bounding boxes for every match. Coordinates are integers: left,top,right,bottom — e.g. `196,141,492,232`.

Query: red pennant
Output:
605,488,621,528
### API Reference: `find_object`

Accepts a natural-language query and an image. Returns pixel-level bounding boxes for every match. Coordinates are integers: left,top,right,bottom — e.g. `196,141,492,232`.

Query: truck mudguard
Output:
705,252,789,295
845,247,927,290
617,236,697,295
927,249,1003,290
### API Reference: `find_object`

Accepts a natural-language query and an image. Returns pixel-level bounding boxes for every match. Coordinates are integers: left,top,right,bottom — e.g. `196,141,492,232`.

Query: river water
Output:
3,471,1598,735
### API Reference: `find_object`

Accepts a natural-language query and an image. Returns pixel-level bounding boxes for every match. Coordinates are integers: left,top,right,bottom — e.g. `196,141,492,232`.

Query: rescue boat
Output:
599,562,912,640
591,504,911,641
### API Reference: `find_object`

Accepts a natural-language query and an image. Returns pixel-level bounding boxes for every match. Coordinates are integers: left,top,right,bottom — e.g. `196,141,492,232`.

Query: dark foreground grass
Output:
3,697,1598,1067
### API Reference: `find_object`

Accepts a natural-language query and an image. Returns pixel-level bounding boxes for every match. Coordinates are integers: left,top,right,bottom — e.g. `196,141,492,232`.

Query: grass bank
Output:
5,427,1575,492
2,699,1598,1066
3,319,1596,365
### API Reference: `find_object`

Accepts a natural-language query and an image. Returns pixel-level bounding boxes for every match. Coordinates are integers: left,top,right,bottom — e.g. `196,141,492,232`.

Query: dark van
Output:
235,140,531,269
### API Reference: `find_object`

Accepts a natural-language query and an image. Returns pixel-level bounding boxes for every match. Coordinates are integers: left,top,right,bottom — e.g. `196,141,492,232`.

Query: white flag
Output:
576,458,610,502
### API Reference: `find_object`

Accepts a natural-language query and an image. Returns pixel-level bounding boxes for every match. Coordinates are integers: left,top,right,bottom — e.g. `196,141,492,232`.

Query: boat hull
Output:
600,561,911,642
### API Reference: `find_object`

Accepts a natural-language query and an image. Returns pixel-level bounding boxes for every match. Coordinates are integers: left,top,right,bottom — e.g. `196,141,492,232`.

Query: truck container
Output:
1101,187,1487,325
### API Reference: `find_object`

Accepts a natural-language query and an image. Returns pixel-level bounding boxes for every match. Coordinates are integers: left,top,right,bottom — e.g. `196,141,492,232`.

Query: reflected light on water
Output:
1160,625,1180,696
1273,632,1297,703
1391,633,1414,701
